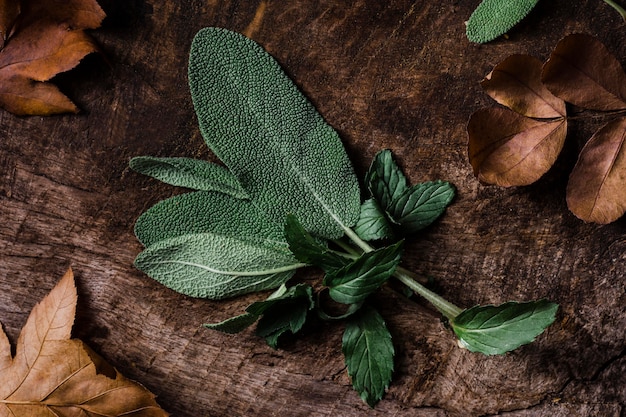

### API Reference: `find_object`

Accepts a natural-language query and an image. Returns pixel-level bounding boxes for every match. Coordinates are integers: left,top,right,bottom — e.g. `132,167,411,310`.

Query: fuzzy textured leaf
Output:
466,0,539,44
451,300,558,355
130,156,249,198
188,27,361,240
468,107,567,186
567,116,626,223
542,33,626,111
0,268,167,416
354,199,395,241
342,305,394,407
134,232,304,299
387,180,455,234
134,191,284,248
324,241,403,305
481,54,566,118
0,0,105,115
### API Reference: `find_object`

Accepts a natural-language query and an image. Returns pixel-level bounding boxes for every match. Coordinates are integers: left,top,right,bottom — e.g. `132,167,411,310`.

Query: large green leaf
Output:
451,300,558,355
134,191,284,248
466,0,540,44
134,233,305,299
188,27,361,240
342,305,394,407
130,156,249,198
324,241,403,305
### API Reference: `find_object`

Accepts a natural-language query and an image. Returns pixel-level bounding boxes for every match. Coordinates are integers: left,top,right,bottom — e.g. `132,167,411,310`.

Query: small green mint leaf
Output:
354,199,396,241
365,149,408,209
451,299,558,355
204,313,258,334
130,156,249,198
284,214,350,271
189,27,361,239
387,180,455,234
342,305,394,407
324,241,404,305
134,191,285,248
134,232,305,299
466,0,540,44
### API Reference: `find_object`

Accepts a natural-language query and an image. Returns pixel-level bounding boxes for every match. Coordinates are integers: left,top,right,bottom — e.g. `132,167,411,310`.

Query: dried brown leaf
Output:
0,0,19,43
542,33,626,111
468,107,567,186
482,54,566,118
567,116,626,224
0,0,105,116
0,268,169,416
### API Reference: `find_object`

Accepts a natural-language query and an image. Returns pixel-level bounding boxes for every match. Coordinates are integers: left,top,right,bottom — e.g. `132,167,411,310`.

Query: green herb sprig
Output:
131,27,558,407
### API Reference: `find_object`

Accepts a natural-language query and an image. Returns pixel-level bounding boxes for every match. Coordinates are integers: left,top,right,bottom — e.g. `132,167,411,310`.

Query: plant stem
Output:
341,226,463,320
603,0,626,20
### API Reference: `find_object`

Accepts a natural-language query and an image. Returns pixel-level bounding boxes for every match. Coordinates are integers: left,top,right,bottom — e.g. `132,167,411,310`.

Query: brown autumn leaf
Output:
481,54,566,118
0,0,105,116
468,107,567,187
0,268,169,416
566,116,626,224
542,33,626,111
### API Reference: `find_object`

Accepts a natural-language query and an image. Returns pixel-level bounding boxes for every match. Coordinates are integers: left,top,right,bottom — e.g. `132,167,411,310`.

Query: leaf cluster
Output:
0,269,168,416
132,27,558,407
0,0,105,115
468,34,626,224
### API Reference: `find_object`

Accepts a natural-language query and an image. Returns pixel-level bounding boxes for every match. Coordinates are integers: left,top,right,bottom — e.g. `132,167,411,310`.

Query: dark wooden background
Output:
1,1,625,416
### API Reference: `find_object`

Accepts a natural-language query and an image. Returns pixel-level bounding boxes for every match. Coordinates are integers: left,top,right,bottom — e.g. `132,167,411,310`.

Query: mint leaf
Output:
134,191,284,248
204,312,258,334
354,199,395,241
466,0,540,44
324,241,403,304
284,214,350,271
189,27,361,239
451,300,558,355
342,305,394,407
129,156,249,198
365,149,408,210
134,233,305,299
387,180,455,234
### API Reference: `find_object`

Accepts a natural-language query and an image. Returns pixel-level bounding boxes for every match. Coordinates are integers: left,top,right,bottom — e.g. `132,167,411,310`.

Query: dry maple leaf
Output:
0,0,105,116
0,268,169,416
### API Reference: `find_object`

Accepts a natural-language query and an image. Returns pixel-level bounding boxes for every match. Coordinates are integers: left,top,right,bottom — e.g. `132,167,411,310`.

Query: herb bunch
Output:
131,27,558,407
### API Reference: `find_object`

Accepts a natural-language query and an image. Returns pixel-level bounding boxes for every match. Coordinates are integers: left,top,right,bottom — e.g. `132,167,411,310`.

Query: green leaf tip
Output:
188,27,360,240
451,299,558,355
466,0,540,44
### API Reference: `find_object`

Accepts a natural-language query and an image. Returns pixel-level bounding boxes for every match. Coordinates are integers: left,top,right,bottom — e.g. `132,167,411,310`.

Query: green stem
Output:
341,225,463,320
603,0,626,19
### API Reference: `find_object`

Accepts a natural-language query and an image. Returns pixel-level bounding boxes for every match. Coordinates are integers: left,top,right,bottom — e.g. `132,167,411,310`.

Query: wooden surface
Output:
1,1,625,416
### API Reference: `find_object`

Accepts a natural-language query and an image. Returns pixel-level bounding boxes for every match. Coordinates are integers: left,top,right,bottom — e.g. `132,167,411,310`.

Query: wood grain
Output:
0,0,624,415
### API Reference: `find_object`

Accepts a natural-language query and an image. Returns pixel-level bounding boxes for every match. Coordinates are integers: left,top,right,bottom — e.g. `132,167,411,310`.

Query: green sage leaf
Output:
324,241,403,304
134,233,305,299
130,156,249,198
466,0,540,44
188,27,361,240
451,300,558,355
284,213,350,271
342,305,394,407
134,191,284,248
388,180,455,234
365,149,408,210
354,199,395,241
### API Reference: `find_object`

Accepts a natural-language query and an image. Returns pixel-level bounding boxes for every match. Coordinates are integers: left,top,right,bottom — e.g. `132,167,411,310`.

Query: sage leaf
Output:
365,149,408,210
451,300,558,355
354,199,395,241
342,305,394,407
204,313,258,334
324,241,403,305
129,156,249,198
189,27,361,239
388,181,455,234
466,0,540,44
134,233,305,299
134,191,284,248
284,213,350,271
